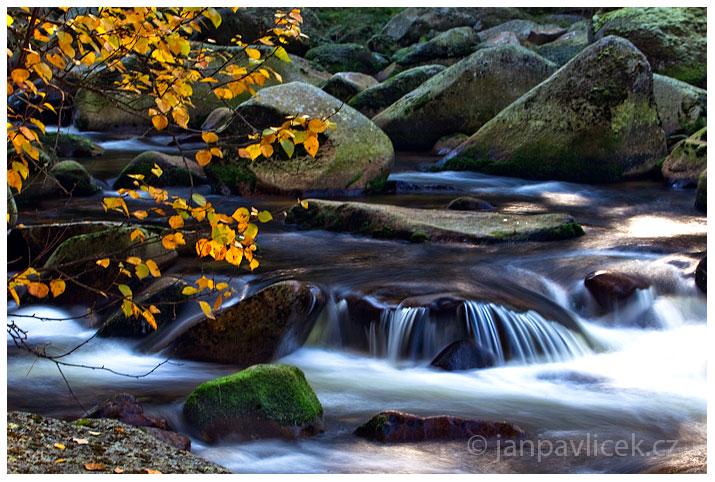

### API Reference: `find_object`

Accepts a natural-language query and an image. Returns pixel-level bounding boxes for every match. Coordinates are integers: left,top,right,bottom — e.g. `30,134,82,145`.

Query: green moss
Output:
354,413,388,437
661,63,707,88
545,222,585,240
183,364,323,428
204,161,257,195
365,174,389,194
75,419,92,427
372,225,394,239
409,232,430,243
345,172,362,189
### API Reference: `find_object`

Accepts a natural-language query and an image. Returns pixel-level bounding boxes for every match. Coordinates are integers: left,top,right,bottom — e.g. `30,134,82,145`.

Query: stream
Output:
7,129,707,473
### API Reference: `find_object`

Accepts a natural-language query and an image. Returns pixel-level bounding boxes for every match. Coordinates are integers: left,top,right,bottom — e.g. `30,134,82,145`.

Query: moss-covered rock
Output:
37,132,103,158
652,74,707,138
183,364,324,443
203,159,257,196
476,19,540,42
593,7,707,88
391,27,480,67
49,160,101,196
219,82,394,194
662,127,707,187
348,64,446,118
695,169,707,212
308,7,404,47
321,72,379,103
173,280,325,365
285,198,584,244
305,43,388,75
42,226,177,305
534,29,589,66
373,45,557,150
113,151,207,189
441,36,668,183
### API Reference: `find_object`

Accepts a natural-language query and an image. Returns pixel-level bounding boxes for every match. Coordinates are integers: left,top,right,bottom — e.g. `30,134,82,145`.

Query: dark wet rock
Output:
391,27,480,68
354,410,526,443
50,160,101,196
321,72,379,102
527,27,567,45
652,74,707,138
348,64,446,119
201,106,234,133
695,256,706,294
373,45,556,150
286,198,583,245
447,196,496,212
584,270,651,309
432,133,470,156
441,36,668,183
173,280,325,365
213,82,394,195
113,151,207,189
534,29,589,66
640,445,707,474
661,127,707,187
7,411,229,473
695,169,707,212
183,364,324,443
431,339,497,371
305,43,387,75
38,132,104,158
593,7,707,88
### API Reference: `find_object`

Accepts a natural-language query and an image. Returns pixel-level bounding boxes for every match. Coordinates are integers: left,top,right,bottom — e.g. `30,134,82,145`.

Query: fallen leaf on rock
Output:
114,468,124,474
53,443,65,450
84,463,106,471
73,438,89,445
54,459,66,464
144,468,162,474
89,431,101,436
114,427,125,433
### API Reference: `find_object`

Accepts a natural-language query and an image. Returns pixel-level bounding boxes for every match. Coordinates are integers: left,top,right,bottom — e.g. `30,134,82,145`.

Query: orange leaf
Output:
84,463,106,471
8,169,22,193
152,115,168,131
50,279,66,298
144,468,162,474
169,215,184,229
28,282,49,298
145,259,161,277
304,135,319,157
130,229,145,243
195,150,212,167
96,258,110,268
308,119,327,134
201,131,218,143
10,68,30,85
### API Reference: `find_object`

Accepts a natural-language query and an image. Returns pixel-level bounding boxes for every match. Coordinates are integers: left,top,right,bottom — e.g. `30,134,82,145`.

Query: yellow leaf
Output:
308,119,327,134
7,14,13,26
244,223,258,240
145,259,161,277
169,215,185,229
102,197,129,216
142,310,157,330
273,46,291,63
300,199,309,209
202,131,219,143
144,468,163,474
210,147,223,158
182,286,198,296
260,143,274,158
7,169,22,193
225,246,243,266
152,115,168,131
125,257,141,266
257,210,273,223
29,118,45,134
151,163,163,178
195,150,212,167
245,143,262,160
232,207,249,224
28,282,49,298
84,463,106,472
55,459,67,464
114,468,124,474
118,284,132,299
195,275,214,292
199,301,215,320
216,282,229,291
133,210,148,219
304,135,319,157
214,294,223,311
245,48,260,60
33,63,53,83
203,7,222,28
172,107,189,129
130,229,145,243
50,279,66,298
96,258,110,268
10,68,30,85
249,258,260,271
54,443,66,451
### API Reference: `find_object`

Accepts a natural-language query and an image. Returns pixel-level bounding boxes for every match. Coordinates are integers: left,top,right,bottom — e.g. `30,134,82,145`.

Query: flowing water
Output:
7,132,707,473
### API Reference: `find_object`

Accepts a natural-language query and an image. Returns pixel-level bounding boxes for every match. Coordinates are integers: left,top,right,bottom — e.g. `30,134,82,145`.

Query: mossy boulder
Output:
373,45,557,150
321,72,379,103
391,27,480,68
42,226,177,305
308,7,404,47
183,364,324,443
218,82,394,195
113,151,207,189
97,277,191,337
285,198,584,244
305,43,388,75
534,29,589,66
173,280,325,365
662,127,707,187
38,132,103,158
441,36,668,183
593,7,707,88
49,160,101,196
348,64,446,118
652,74,707,139
476,19,540,42
695,169,707,212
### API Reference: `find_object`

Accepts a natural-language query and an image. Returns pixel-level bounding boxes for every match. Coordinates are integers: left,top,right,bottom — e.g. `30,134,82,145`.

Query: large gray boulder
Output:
391,27,480,68
441,36,668,183
321,72,379,103
305,43,387,75
662,127,707,187
652,74,707,138
373,45,557,150
593,7,707,88
213,82,394,195
534,29,589,66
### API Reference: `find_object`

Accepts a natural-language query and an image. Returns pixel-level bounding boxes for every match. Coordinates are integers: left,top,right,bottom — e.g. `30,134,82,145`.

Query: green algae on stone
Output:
50,160,101,196
662,127,707,186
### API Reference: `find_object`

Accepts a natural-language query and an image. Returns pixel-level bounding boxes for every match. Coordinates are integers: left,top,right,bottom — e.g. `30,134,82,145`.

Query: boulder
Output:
38,132,104,158
441,36,668,183
593,7,707,88
534,29,589,66
213,82,394,195
447,196,496,211
49,160,101,196
354,411,526,443
348,64,446,119
391,27,480,68
285,198,584,244
200,106,234,134
113,151,207,189
305,43,388,75
695,169,707,212
476,19,540,42
431,339,497,370
661,127,707,187
652,75,707,139
432,133,470,155
584,270,651,309
695,256,706,294
173,280,325,365
527,27,567,45
483,31,521,47
183,364,324,443
321,72,379,102
373,45,557,150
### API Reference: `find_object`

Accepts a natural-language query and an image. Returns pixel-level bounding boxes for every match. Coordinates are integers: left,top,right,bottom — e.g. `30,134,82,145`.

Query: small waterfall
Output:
463,301,589,364
370,307,430,361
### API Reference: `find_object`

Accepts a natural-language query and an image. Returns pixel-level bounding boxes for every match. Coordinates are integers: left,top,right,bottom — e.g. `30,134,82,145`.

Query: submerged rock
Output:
286,198,584,244
113,151,207,189
173,280,325,365
183,364,324,443
354,410,526,443
431,339,497,371
652,74,707,139
441,36,668,183
373,45,557,150
661,127,707,187
593,7,707,88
